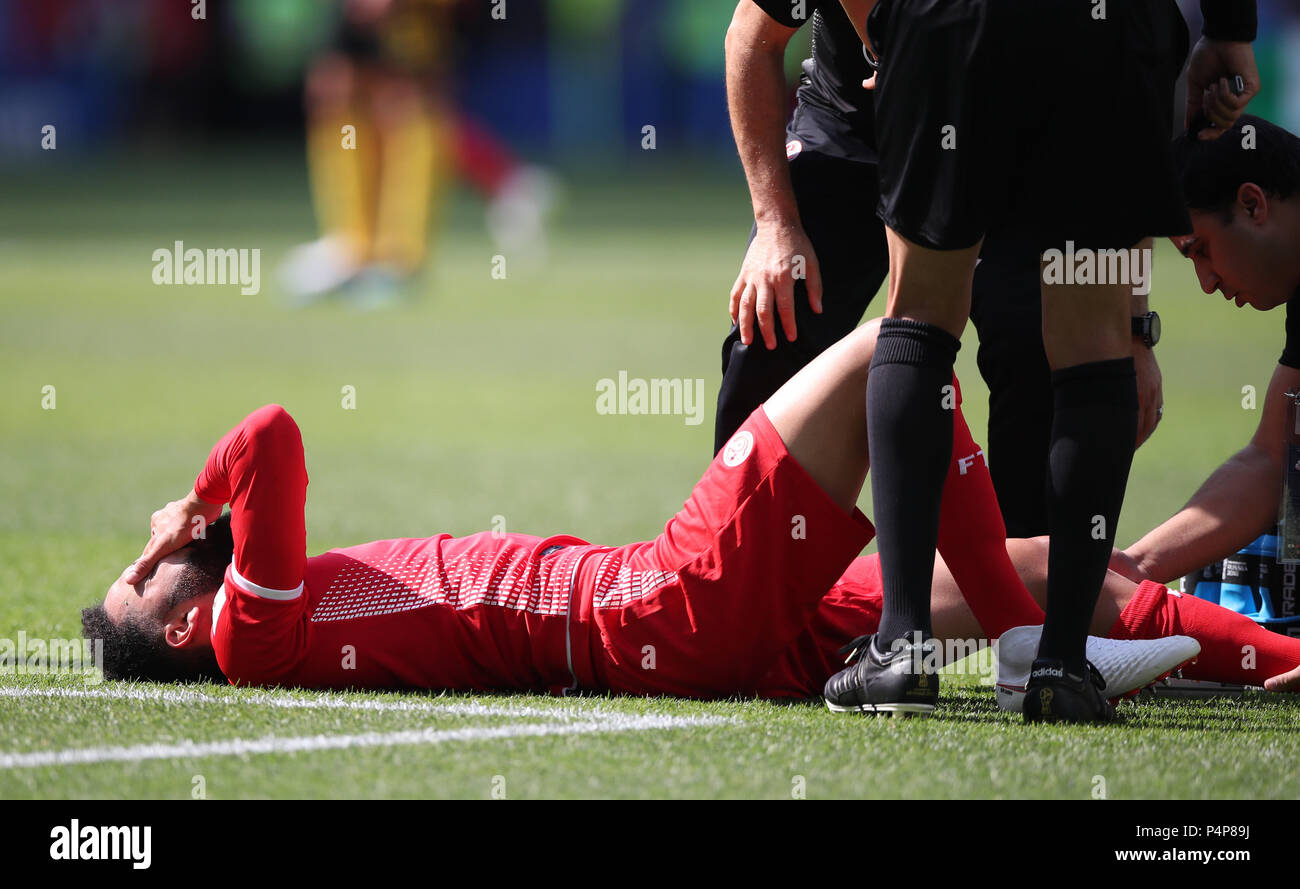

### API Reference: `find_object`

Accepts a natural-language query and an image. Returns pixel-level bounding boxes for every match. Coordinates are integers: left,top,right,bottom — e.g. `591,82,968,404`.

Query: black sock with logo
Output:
868,318,962,646
1038,357,1139,674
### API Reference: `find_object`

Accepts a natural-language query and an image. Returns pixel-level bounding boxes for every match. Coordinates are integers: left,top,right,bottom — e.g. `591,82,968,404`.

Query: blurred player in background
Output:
280,0,556,308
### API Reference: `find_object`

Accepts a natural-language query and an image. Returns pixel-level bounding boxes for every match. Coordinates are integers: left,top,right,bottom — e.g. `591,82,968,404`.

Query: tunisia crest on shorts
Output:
723,430,754,467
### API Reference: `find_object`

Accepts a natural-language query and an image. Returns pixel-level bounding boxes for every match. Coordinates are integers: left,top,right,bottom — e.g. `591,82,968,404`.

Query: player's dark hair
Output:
80,514,234,683
1173,115,1300,223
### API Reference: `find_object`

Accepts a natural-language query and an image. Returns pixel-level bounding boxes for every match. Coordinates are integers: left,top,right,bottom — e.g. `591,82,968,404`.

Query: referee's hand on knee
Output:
729,224,823,350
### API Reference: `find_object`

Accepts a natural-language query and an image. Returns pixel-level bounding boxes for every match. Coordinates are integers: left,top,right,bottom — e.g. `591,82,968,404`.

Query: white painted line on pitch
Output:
0,714,732,769
0,684,600,720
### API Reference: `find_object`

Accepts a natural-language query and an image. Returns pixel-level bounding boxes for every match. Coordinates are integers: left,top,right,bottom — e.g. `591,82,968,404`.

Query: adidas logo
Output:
1031,664,1064,679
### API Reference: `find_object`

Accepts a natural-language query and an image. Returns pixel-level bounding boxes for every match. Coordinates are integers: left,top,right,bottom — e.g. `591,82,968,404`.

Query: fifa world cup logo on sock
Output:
1039,687,1054,715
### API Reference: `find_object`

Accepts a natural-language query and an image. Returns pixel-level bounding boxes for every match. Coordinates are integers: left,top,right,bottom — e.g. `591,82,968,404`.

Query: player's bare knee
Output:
827,320,880,379
860,317,883,357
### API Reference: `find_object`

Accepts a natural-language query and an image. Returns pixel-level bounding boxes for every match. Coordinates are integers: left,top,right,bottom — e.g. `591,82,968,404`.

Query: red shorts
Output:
571,407,876,698
757,555,886,698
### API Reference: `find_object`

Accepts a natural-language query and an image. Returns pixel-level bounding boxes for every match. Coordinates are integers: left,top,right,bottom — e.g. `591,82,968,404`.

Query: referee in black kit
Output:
718,0,1164,540
817,0,1259,722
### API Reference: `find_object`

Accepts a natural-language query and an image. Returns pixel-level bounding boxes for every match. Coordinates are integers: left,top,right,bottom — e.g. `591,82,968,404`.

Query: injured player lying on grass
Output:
83,320,1300,717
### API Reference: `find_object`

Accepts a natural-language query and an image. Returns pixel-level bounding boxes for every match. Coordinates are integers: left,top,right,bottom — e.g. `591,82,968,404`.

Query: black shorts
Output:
867,0,1191,251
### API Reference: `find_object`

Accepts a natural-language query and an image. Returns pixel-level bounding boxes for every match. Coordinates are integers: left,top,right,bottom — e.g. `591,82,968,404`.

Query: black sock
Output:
868,318,961,645
1038,357,1139,673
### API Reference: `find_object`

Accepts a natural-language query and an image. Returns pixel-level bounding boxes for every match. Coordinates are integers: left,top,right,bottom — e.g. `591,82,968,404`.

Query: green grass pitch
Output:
2,152,1298,799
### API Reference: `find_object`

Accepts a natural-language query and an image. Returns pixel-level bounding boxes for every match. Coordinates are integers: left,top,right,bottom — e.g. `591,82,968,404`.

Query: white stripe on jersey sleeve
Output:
230,563,304,601
210,584,227,639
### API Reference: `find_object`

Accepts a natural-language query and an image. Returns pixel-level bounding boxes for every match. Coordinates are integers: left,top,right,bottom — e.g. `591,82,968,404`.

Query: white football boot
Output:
278,236,361,306
994,624,1201,713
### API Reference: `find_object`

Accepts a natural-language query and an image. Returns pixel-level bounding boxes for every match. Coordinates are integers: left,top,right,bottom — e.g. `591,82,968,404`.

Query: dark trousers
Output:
715,150,1053,537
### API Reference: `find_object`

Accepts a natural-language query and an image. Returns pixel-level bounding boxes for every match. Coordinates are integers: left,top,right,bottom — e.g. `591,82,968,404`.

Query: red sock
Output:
454,114,517,197
937,377,1046,638
1110,580,1300,685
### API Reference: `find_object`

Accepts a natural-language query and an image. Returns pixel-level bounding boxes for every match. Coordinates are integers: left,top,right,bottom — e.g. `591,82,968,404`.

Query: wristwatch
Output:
1132,311,1160,348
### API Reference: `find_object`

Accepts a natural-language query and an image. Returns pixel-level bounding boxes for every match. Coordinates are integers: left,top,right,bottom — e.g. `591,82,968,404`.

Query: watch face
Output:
1149,311,1160,346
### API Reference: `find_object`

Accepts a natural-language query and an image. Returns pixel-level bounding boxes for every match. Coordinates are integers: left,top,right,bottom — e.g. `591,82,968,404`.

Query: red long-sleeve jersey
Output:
199,406,587,691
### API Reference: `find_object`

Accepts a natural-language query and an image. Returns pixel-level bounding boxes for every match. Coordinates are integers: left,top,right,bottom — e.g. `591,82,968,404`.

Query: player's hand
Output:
1264,663,1300,692
729,223,823,350
1185,38,1259,140
1134,341,1163,448
1108,548,1149,584
121,489,223,585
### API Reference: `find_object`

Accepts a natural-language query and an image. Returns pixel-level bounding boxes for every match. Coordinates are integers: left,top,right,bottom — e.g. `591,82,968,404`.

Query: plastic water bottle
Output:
1279,390,1300,561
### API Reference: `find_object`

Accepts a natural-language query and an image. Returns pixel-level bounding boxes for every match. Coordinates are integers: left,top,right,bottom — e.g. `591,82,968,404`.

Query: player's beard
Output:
164,561,220,613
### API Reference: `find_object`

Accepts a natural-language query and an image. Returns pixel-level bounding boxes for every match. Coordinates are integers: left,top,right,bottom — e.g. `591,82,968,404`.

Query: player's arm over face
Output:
194,404,311,682
1123,361,1300,584
193,404,308,592
120,404,308,587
